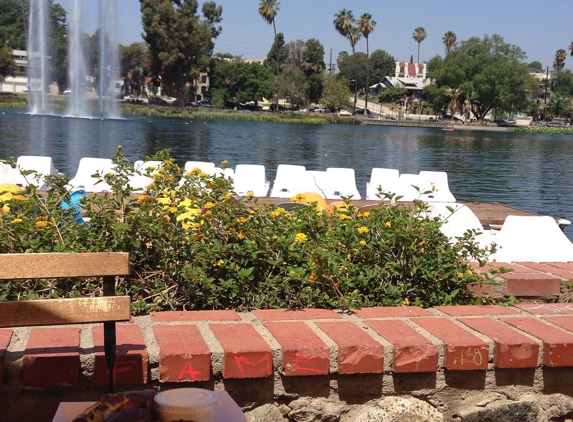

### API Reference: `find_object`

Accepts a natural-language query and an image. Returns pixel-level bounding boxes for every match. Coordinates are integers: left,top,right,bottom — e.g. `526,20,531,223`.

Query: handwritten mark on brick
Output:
293,354,328,374
178,360,201,381
234,354,272,378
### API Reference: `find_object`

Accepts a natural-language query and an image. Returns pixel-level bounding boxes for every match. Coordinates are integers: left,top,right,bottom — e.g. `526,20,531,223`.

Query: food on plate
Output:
72,390,156,422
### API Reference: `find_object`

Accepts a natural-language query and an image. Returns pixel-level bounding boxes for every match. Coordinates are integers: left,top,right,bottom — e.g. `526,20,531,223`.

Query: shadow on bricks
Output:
338,374,383,404
281,374,330,398
494,368,536,387
222,378,275,407
444,370,486,390
392,372,437,394
542,367,573,395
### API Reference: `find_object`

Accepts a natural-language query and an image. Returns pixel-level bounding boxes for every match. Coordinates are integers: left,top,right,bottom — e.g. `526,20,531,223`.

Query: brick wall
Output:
2,261,573,420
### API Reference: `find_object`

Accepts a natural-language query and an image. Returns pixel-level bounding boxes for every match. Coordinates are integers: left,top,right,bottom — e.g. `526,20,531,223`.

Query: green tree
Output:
0,37,16,81
527,61,543,70
320,74,352,112
258,0,280,109
264,32,287,75
334,9,361,108
426,34,536,120
552,69,573,96
370,49,396,83
412,26,427,63
141,0,220,106
357,13,376,114
202,1,223,38
283,38,325,108
338,52,368,101
210,56,273,106
275,64,306,110
554,48,566,72
119,42,148,97
442,30,456,55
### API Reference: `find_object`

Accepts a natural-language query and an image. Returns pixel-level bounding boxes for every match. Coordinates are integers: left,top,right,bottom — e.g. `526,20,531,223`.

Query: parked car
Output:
198,98,212,107
149,97,168,105
353,108,372,116
505,119,516,126
63,88,72,95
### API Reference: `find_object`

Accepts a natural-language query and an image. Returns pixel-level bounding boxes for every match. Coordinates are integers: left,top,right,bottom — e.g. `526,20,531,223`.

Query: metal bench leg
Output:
103,276,116,394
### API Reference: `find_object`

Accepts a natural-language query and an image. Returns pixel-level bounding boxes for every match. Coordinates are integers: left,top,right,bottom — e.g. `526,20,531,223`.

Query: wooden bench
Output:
0,252,131,392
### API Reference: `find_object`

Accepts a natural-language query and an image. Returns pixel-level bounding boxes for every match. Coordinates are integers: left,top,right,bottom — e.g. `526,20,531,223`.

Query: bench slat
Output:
0,252,130,280
0,296,131,328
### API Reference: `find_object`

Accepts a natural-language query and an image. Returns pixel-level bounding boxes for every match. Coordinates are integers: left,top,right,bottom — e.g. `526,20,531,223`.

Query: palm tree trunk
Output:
417,43,420,64
365,38,369,116
273,20,279,111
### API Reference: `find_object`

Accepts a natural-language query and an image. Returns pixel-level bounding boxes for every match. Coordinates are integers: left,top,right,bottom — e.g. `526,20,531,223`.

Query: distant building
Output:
0,50,29,93
368,76,430,99
528,68,551,102
396,61,426,79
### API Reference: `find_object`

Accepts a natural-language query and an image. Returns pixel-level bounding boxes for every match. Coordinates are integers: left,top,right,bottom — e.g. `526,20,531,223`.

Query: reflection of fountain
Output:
28,0,120,119
28,0,52,115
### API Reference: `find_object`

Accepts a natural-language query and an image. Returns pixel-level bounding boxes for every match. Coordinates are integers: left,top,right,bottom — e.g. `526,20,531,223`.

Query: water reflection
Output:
1,110,572,240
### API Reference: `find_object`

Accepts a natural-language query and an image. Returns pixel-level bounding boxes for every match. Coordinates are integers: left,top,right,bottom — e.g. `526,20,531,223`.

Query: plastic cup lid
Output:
154,388,220,414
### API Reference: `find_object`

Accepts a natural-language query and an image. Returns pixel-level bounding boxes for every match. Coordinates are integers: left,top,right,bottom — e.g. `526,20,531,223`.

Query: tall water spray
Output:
27,0,52,115
66,0,90,117
99,0,120,119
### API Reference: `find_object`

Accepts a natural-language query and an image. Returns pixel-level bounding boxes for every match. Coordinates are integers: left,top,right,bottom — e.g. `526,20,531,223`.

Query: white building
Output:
0,50,29,93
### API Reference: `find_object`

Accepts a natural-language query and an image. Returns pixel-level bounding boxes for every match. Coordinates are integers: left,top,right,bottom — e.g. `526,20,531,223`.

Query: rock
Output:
525,393,573,422
245,403,287,422
460,401,538,422
288,398,345,422
353,397,443,422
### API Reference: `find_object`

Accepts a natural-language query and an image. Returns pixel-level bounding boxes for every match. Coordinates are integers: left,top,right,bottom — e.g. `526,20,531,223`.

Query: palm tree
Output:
412,26,427,63
358,13,376,114
258,0,280,108
554,48,567,71
442,31,456,55
334,9,361,109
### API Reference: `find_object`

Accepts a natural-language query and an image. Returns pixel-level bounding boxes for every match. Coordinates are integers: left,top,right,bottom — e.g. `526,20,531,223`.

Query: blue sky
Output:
55,0,573,71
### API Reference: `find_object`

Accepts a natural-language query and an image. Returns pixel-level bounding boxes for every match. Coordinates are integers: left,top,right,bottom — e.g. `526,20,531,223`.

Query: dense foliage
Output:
425,34,538,120
0,149,494,314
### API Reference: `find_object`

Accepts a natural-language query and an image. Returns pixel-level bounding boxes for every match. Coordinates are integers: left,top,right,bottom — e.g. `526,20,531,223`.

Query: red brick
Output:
414,318,488,371
545,262,573,272
467,284,494,297
543,316,573,332
501,317,573,367
253,309,341,321
352,307,433,318
210,323,272,379
316,321,384,374
366,320,438,373
459,318,539,368
516,303,573,315
518,262,573,279
0,329,13,389
435,305,518,317
264,321,329,376
150,310,241,322
93,325,148,385
488,262,540,273
153,325,211,382
502,273,562,296
23,327,80,387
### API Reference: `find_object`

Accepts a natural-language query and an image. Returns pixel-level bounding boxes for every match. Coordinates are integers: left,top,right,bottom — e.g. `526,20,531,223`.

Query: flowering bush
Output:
0,148,495,313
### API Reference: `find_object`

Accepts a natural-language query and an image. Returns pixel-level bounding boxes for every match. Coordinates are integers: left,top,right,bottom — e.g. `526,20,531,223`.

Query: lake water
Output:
1,108,573,240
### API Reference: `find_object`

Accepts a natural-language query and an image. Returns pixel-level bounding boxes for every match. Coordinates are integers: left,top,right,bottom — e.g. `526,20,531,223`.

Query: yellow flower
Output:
168,206,178,213
204,202,215,209
138,195,150,204
291,193,305,203
457,272,464,278
385,221,392,228
246,191,254,199
294,233,307,243
10,218,23,224
271,207,285,218
359,240,366,246
362,211,370,218
402,298,410,306
148,166,156,172
237,231,246,239
213,259,225,267
199,171,208,178
308,273,318,281
37,215,48,221
235,217,248,225
339,214,350,220
466,269,473,276
224,193,234,201
358,226,369,234
188,168,201,176
222,159,228,165
339,265,347,272
34,221,48,229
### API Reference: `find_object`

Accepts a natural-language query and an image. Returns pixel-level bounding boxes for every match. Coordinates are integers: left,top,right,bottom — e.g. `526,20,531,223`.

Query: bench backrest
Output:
0,252,131,391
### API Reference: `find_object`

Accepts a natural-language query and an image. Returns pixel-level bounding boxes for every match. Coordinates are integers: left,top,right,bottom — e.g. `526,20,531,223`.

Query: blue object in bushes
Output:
61,189,87,224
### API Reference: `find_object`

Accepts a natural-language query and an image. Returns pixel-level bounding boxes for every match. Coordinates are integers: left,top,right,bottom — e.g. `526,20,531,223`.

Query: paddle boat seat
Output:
366,168,401,200
6,155,59,190
68,157,115,192
269,164,307,198
127,160,163,192
233,164,270,197
324,167,361,200
419,171,456,202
